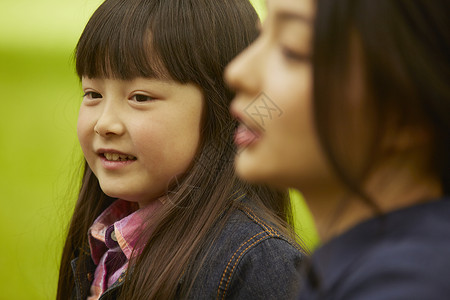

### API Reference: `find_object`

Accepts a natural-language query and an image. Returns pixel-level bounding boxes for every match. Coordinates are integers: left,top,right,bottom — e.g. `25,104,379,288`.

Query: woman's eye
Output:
131,94,155,102
281,46,311,63
83,91,102,99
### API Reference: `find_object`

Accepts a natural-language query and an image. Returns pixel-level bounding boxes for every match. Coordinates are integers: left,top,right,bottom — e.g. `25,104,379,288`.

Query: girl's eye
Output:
83,91,102,99
130,94,155,102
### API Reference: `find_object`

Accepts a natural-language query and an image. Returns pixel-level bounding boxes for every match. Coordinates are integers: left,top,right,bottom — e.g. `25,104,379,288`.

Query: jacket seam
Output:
241,205,304,254
240,206,278,236
216,230,270,300
217,204,280,300
216,204,303,299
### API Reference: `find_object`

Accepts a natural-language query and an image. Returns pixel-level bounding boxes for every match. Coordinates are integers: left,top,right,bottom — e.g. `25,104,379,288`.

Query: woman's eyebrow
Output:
276,11,311,24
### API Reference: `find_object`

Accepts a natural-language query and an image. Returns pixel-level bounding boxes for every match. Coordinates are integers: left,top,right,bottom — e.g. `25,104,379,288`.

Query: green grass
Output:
0,45,83,299
0,1,318,298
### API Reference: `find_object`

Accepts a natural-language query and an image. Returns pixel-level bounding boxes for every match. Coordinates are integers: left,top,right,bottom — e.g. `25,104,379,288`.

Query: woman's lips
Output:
234,124,260,148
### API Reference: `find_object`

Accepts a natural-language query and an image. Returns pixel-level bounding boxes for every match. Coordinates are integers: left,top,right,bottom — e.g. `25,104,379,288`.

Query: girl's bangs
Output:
75,0,169,80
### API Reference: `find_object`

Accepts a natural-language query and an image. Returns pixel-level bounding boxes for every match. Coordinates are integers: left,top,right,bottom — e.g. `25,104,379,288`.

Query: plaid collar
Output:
88,198,163,264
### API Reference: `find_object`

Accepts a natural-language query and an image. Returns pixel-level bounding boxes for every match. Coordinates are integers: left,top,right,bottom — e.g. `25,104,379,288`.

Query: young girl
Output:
226,0,450,298
57,0,305,299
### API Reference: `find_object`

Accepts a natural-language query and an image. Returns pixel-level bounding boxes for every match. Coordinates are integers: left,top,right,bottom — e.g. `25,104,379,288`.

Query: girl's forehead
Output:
81,76,177,87
77,44,171,81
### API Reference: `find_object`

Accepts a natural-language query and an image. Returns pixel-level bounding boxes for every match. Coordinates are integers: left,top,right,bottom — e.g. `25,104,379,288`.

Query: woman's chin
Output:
234,153,287,189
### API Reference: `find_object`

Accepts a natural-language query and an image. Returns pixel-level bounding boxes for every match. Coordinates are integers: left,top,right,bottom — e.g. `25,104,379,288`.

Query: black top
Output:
298,198,450,300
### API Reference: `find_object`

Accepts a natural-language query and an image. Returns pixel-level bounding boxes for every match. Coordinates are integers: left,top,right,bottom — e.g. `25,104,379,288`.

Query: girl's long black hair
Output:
57,1,300,299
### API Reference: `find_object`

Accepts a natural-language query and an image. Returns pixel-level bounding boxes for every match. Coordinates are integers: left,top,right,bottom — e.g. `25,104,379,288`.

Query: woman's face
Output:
225,0,333,190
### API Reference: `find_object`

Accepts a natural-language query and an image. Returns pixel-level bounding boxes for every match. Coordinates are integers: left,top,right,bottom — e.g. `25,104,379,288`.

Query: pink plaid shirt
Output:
87,199,163,300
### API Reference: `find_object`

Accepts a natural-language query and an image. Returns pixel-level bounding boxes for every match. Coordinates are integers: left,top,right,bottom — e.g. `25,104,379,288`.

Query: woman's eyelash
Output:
282,47,311,62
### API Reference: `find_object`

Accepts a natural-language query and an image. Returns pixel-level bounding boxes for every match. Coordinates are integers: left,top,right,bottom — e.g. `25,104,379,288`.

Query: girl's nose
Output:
94,103,126,137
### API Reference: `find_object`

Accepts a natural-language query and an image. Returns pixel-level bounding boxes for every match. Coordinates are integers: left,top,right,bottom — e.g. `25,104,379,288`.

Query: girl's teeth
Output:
104,153,136,161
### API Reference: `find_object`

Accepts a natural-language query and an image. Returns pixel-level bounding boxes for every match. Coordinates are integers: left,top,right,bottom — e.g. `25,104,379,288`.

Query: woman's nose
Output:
225,37,265,94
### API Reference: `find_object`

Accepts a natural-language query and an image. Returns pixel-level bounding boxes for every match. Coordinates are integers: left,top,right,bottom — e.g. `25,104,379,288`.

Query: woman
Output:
226,0,450,298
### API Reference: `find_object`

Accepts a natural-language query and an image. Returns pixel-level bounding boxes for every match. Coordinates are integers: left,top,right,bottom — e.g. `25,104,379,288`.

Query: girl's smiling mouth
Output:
97,149,137,169
103,153,137,161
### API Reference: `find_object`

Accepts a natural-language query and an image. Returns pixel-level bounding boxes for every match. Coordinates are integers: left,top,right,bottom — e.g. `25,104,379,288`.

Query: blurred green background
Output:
0,0,317,298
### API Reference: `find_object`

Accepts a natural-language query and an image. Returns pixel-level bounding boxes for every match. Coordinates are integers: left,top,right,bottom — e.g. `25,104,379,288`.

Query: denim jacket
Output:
71,198,304,299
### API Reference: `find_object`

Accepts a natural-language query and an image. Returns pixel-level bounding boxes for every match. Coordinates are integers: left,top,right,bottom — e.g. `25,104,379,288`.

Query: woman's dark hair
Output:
57,0,298,299
313,0,450,207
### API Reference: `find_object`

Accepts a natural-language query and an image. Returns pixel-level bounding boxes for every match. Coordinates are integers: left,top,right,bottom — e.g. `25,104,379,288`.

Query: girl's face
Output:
78,77,204,208
226,0,333,190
